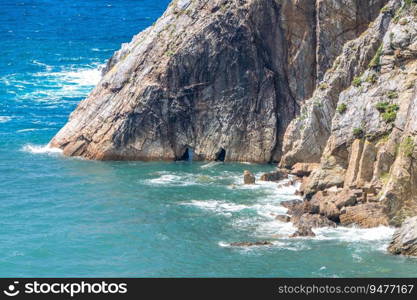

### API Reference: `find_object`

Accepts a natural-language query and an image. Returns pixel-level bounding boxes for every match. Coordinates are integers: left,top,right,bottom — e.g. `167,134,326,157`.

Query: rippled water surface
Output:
1,0,417,277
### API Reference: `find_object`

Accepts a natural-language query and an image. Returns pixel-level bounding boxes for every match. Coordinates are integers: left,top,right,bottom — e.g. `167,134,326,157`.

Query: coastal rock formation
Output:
340,203,389,228
290,163,320,177
281,0,417,230
243,170,255,185
388,216,417,256
50,0,388,163
48,0,417,239
290,225,316,238
292,213,337,229
259,170,288,182
280,0,398,167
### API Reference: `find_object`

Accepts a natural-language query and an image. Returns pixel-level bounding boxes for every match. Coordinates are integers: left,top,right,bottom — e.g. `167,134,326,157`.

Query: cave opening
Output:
178,147,193,162
215,148,226,162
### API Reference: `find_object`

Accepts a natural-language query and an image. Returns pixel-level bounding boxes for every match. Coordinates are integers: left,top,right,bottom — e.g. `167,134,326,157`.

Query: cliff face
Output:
284,1,417,227
50,0,387,162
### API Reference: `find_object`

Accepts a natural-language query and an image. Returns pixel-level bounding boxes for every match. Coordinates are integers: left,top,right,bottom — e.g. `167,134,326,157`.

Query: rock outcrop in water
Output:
51,0,388,163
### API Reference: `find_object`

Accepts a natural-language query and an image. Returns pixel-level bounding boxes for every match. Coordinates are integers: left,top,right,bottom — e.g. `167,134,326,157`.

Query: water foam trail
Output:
200,161,222,169
21,144,63,155
1,63,103,104
218,240,310,252
183,200,248,216
314,226,395,243
146,172,226,186
146,173,198,186
0,116,12,123
32,65,102,91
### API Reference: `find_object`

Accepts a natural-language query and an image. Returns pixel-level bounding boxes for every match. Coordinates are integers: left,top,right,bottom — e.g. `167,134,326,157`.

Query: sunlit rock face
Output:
51,0,387,163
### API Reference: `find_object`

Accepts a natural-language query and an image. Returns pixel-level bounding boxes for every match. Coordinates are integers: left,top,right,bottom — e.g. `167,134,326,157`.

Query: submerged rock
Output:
388,216,417,256
230,241,273,247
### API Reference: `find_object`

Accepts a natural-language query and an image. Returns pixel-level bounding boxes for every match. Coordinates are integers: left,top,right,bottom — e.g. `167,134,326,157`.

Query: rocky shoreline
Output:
50,0,417,256
236,167,417,257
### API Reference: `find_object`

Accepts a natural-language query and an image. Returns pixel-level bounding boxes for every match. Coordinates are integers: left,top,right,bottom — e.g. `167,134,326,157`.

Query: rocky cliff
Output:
282,0,417,230
50,0,388,162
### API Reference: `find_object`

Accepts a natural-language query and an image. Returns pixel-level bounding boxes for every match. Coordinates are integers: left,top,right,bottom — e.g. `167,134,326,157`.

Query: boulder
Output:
243,170,256,185
284,201,308,218
260,170,288,182
291,163,320,177
292,213,337,228
339,203,389,228
334,189,358,209
280,199,302,210
290,225,316,238
319,200,341,222
388,216,417,256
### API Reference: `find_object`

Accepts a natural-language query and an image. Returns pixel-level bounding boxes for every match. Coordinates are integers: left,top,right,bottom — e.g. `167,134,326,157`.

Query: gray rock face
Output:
286,1,417,226
50,0,388,163
280,0,398,167
388,216,417,256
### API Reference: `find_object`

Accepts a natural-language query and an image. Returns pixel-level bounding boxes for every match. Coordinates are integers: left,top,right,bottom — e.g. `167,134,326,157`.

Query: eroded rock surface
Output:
388,216,417,256
281,1,417,228
51,0,388,163
243,170,255,185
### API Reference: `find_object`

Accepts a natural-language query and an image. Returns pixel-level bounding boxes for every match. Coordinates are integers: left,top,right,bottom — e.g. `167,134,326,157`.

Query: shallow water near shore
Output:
1,0,417,277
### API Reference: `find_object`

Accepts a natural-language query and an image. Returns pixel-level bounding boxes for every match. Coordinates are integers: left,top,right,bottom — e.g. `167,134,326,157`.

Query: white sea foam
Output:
182,200,249,216
1,63,103,104
31,60,53,71
17,128,37,133
146,173,201,186
22,144,63,155
146,172,224,186
33,65,102,88
218,240,310,252
200,161,222,169
313,225,395,243
0,116,12,123
147,174,185,185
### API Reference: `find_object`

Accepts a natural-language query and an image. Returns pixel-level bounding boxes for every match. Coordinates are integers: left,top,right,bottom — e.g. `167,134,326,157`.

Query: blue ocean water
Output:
1,0,417,277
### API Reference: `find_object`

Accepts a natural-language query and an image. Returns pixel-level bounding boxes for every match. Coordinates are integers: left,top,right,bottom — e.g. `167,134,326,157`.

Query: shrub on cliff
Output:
376,102,399,123
337,103,347,114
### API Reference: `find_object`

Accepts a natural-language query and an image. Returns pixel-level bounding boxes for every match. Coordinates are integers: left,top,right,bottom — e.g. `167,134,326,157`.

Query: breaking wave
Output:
21,144,63,155
0,62,103,104
0,116,12,123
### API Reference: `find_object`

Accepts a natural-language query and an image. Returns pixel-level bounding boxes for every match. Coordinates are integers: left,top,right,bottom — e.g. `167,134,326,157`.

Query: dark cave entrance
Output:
215,148,226,162
178,147,193,162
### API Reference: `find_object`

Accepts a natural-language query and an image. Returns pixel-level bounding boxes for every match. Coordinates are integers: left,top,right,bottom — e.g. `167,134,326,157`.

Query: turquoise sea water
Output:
1,0,417,277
